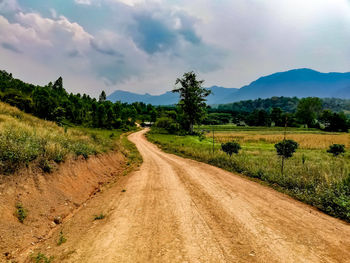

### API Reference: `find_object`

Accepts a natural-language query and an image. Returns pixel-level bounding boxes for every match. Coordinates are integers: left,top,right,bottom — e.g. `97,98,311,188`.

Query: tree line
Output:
0,70,158,129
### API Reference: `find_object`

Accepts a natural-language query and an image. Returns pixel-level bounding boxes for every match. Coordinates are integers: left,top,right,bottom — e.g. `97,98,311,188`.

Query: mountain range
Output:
107,68,350,105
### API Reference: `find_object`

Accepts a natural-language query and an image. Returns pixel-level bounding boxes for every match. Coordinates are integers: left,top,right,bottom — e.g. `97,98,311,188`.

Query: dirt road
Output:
27,129,350,262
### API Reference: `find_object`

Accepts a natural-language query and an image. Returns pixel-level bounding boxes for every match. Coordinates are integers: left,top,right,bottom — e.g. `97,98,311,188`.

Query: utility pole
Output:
212,125,215,154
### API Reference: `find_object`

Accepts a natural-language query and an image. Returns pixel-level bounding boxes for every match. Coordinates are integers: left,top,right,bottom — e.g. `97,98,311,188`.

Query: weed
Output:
30,252,53,263
57,230,67,246
15,203,27,223
94,213,106,220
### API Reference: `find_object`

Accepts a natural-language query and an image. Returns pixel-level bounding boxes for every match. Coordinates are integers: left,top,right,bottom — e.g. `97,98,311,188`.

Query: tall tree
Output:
172,71,211,132
296,97,322,128
99,90,107,102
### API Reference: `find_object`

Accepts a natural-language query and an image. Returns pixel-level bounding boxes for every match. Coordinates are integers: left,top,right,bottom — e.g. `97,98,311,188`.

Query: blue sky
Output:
1,0,350,96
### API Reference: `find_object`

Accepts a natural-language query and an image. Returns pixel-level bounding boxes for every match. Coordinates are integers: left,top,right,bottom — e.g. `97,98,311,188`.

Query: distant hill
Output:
108,68,350,105
107,86,238,105
233,68,350,102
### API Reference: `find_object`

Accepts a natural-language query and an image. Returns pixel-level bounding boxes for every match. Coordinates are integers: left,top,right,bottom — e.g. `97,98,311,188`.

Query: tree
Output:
274,139,298,175
99,90,107,102
172,72,211,133
327,144,345,157
271,107,284,126
221,142,241,156
296,97,322,128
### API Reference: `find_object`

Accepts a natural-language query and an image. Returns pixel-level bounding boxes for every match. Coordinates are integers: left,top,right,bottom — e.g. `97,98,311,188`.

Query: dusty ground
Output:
0,151,126,262
14,129,350,262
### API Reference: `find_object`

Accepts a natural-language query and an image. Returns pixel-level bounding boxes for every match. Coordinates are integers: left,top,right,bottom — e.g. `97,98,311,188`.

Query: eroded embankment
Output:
0,151,126,261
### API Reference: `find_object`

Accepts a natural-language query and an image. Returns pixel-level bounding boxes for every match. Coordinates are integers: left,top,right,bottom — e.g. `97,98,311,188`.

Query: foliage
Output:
0,70,159,130
172,71,211,132
274,140,299,158
296,97,322,127
57,230,67,246
0,102,121,174
327,144,346,157
31,252,53,263
15,203,27,223
154,117,180,134
221,141,241,156
94,213,106,220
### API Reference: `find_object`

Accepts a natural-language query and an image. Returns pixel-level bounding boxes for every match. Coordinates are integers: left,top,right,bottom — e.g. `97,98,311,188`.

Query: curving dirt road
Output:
34,129,350,262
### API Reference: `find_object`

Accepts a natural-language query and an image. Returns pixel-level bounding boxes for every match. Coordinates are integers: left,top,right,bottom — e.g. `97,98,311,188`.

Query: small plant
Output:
15,203,27,223
57,230,67,246
39,159,52,173
327,144,346,157
302,154,306,165
274,139,298,175
94,213,105,220
31,252,53,263
221,141,241,156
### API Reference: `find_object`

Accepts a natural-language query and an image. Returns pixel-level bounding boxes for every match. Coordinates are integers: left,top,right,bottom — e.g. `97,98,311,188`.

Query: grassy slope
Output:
0,102,136,174
147,126,350,221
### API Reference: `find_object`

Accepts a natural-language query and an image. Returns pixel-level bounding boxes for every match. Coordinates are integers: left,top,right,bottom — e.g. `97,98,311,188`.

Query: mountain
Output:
232,68,350,102
107,69,350,105
107,86,238,105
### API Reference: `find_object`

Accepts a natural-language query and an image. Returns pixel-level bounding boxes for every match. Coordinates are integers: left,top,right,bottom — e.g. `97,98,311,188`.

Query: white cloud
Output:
75,0,92,5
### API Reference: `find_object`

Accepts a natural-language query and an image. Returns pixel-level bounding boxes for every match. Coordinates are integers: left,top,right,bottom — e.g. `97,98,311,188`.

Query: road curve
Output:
66,129,350,263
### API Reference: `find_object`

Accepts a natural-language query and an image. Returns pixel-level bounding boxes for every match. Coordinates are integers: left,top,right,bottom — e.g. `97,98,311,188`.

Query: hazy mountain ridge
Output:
107,86,238,105
107,68,350,105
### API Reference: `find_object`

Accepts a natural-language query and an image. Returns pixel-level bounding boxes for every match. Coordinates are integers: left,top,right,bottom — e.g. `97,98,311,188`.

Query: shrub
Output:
327,144,346,157
94,213,105,220
221,141,241,156
275,140,299,158
154,117,179,134
57,230,67,246
15,203,27,223
30,252,53,263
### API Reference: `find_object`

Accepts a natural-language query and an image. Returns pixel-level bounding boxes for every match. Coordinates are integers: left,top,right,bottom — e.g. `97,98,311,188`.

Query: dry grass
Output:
0,102,119,174
209,132,350,149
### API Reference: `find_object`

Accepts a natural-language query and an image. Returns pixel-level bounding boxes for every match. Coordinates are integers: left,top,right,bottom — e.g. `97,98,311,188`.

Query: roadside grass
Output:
147,127,350,222
0,102,123,174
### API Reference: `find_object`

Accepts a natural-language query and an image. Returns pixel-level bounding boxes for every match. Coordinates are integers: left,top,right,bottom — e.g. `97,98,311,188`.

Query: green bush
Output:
275,140,299,158
221,141,241,156
15,203,27,223
327,144,346,157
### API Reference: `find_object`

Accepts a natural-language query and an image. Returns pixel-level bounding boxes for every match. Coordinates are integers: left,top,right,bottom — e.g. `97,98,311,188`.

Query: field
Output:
0,102,123,174
147,125,350,221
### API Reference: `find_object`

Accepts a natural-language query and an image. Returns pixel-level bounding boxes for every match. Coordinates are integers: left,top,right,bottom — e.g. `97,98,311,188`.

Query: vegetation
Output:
15,203,28,223
0,70,159,130
274,139,299,175
147,126,350,221
57,230,67,246
221,141,241,156
94,213,106,220
172,71,211,133
30,252,53,263
0,102,124,174
327,144,346,157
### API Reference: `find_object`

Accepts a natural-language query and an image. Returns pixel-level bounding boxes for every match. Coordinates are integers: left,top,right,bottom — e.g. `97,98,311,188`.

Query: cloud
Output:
75,0,92,5
2,0,350,97
1,42,22,53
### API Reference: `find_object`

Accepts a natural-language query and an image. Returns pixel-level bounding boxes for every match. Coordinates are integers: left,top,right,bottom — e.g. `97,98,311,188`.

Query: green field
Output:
147,126,350,221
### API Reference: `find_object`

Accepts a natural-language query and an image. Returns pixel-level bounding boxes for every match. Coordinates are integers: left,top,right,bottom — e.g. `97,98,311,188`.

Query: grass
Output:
15,203,28,223
57,230,67,246
0,102,123,174
94,213,106,220
30,252,53,263
147,126,350,222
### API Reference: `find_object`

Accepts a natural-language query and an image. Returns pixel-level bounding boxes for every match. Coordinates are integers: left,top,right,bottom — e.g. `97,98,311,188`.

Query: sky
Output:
1,0,350,97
